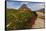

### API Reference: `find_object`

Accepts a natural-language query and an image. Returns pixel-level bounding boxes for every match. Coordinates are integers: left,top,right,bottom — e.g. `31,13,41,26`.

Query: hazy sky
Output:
7,1,45,11
7,0,44,2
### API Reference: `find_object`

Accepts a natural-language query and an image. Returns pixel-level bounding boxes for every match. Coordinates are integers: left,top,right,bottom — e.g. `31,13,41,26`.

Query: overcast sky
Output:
7,1,45,11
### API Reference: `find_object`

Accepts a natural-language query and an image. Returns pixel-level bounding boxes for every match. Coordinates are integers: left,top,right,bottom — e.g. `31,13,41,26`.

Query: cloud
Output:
21,2,28,4
7,1,45,11
27,3,44,11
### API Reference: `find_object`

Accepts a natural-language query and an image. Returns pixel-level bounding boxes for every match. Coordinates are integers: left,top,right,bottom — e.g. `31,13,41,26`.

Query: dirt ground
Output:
32,12,45,28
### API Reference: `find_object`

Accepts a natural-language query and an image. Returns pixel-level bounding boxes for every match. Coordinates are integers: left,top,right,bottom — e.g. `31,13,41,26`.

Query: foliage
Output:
6,9,37,30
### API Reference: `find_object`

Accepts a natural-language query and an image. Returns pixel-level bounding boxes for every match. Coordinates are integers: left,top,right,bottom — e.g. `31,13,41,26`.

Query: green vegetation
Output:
6,9,37,30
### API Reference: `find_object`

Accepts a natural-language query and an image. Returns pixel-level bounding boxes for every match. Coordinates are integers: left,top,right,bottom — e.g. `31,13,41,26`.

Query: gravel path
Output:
32,12,45,28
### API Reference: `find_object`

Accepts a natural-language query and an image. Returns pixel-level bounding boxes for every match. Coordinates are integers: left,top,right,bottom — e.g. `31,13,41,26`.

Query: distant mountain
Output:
19,4,29,9
6,8,18,11
19,4,32,12
36,8,45,12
